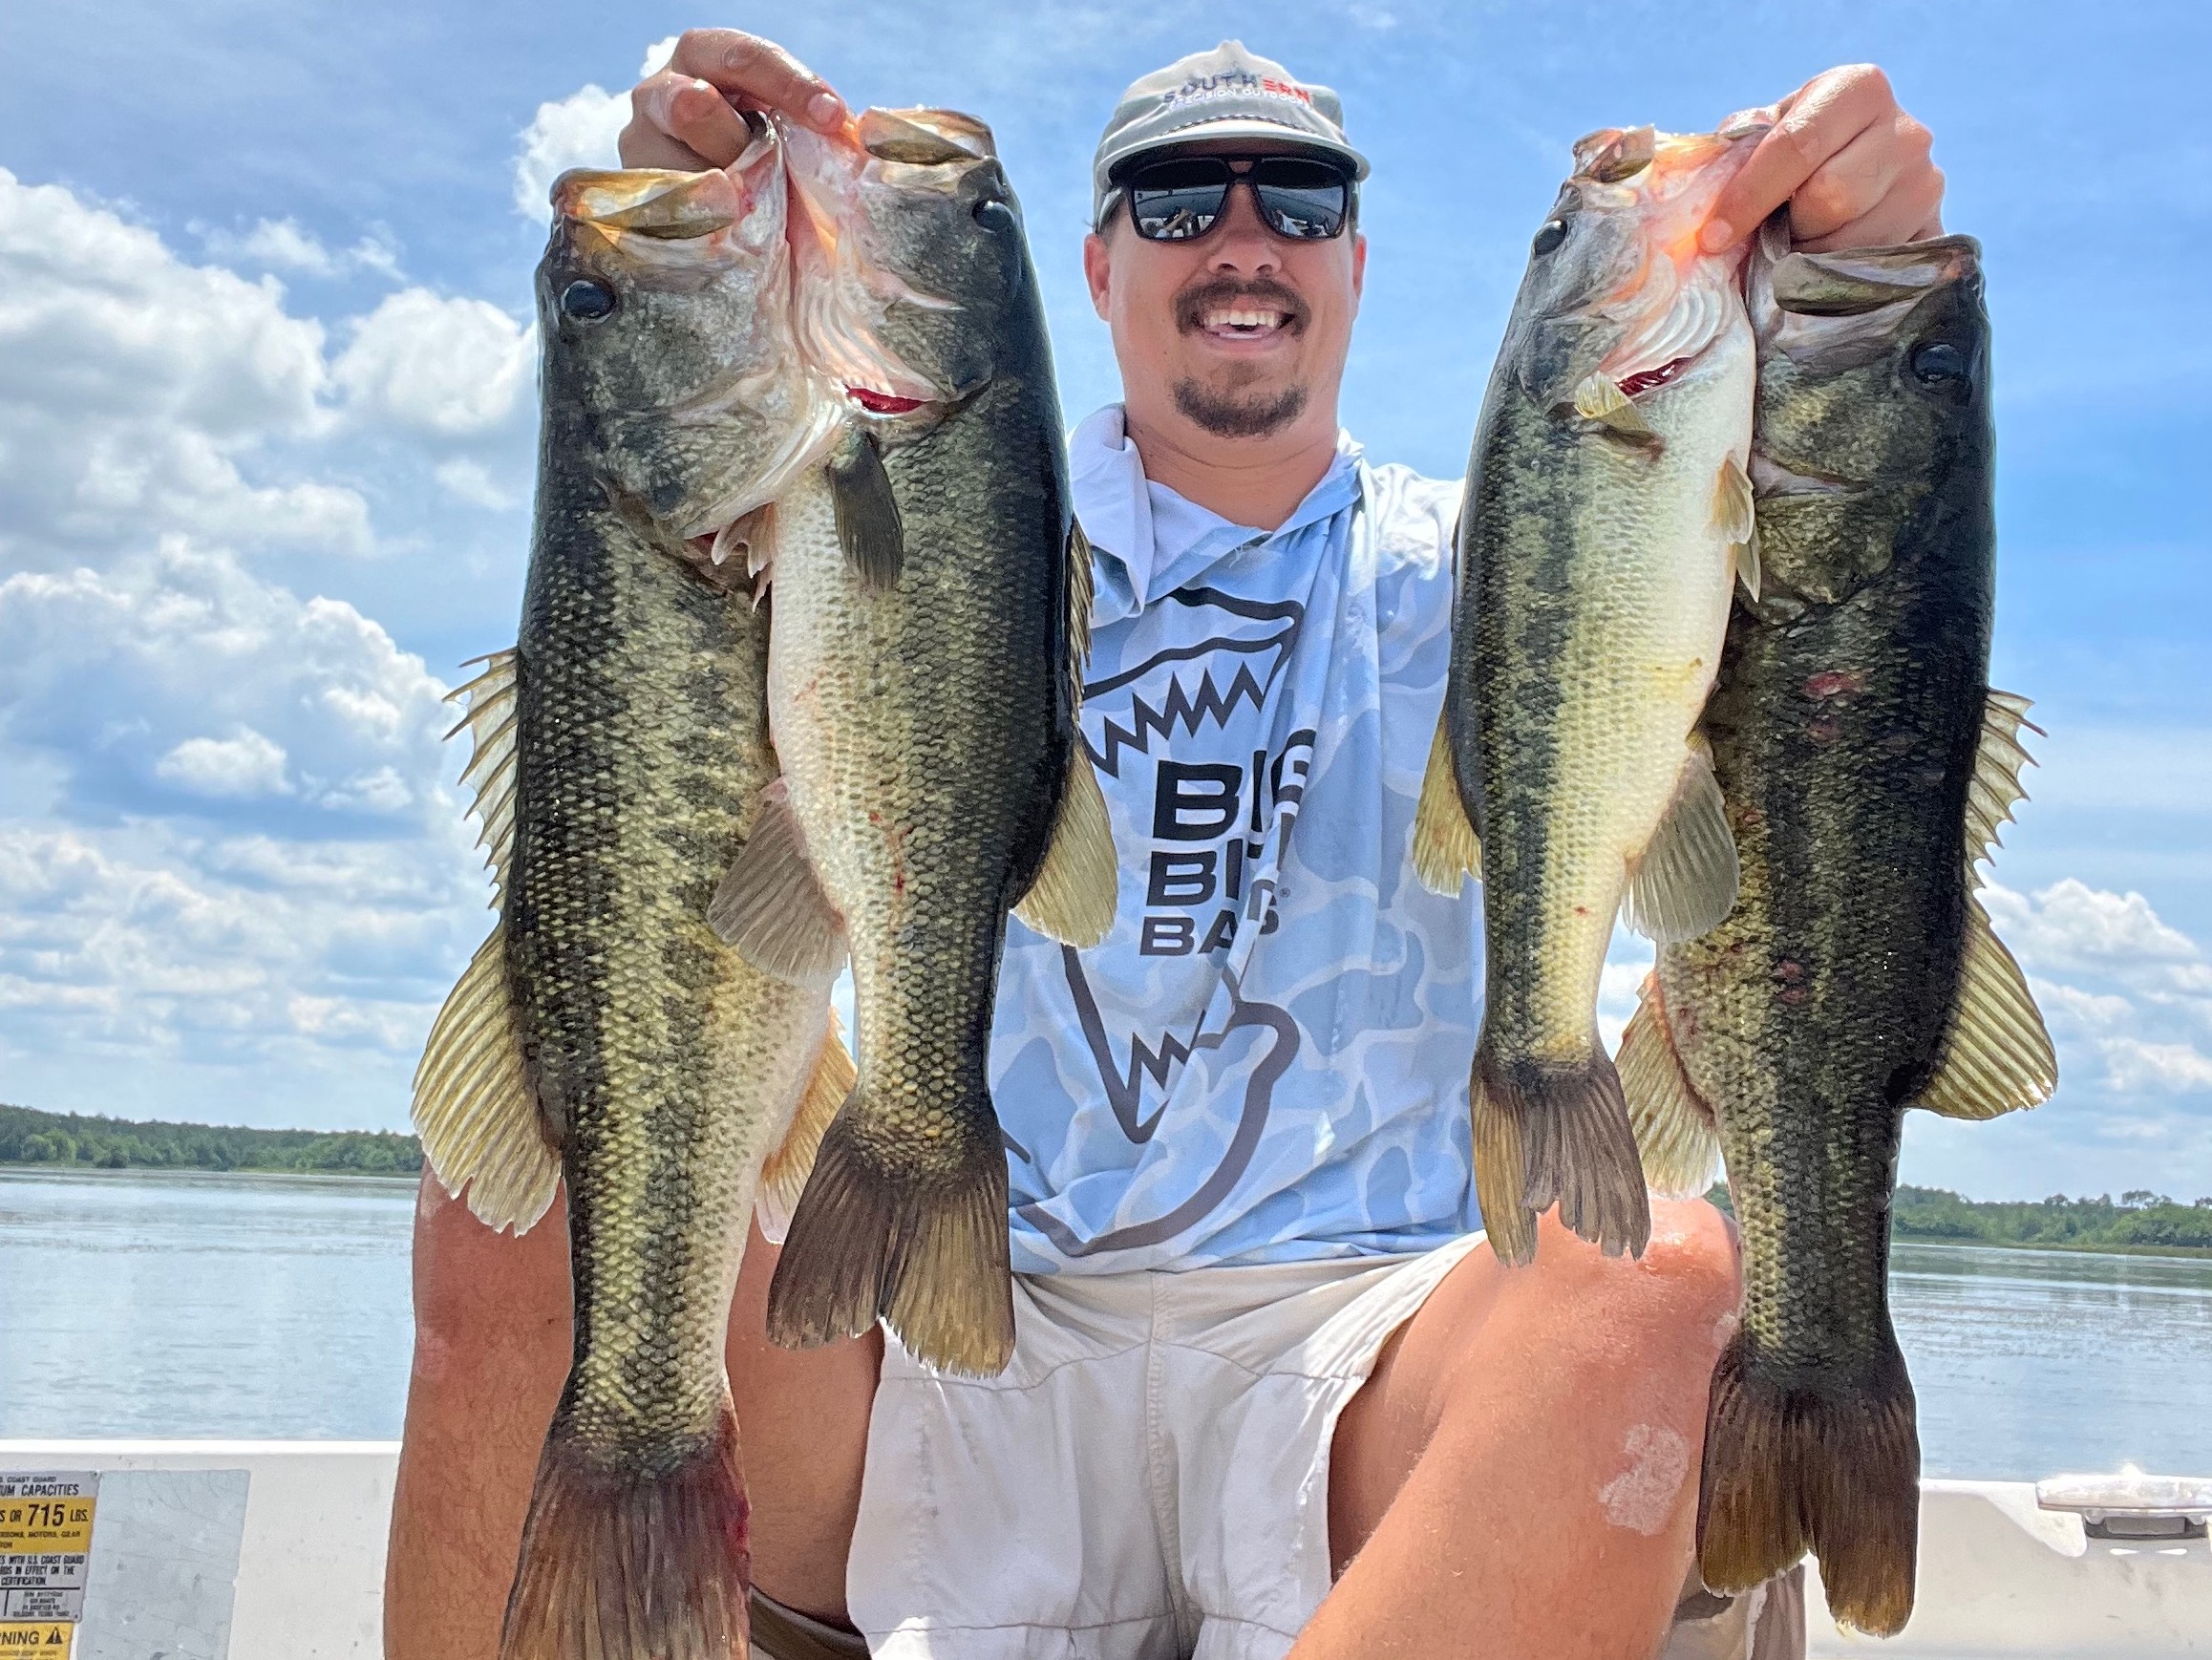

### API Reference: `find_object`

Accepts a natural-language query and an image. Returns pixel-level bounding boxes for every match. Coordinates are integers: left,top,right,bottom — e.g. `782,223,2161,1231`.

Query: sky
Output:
0,0,2205,1201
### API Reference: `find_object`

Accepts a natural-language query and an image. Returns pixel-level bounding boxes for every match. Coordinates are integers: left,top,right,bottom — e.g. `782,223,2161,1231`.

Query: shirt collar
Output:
1070,404,1365,624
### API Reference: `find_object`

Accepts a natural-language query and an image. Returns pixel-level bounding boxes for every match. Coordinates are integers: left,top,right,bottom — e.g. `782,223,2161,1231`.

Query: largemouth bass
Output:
1414,125,1763,1266
1617,226,2056,1635
411,125,855,1660
709,109,1117,1376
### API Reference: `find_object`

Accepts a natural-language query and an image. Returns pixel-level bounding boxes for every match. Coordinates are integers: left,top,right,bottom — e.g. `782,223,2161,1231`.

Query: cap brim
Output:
1101,117,1371,182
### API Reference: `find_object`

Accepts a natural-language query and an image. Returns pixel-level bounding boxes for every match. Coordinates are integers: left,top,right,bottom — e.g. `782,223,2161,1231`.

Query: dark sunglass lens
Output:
1252,158,1348,240
1128,159,1231,241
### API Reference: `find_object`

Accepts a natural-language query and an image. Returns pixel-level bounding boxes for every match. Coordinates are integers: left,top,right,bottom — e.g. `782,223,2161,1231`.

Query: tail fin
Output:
500,1399,752,1660
765,1091,1014,1377
1698,1330,1921,1637
1471,1038,1651,1266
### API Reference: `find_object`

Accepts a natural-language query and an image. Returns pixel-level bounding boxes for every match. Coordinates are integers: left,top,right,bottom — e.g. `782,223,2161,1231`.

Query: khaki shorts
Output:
754,1236,1803,1660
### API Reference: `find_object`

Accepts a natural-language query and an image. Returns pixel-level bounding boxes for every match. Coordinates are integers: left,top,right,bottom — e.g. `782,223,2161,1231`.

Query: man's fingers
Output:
1785,112,1932,245
1795,164,1946,253
617,113,715,174
1701,65,1897,253
667,29,846,130
627,70,755,169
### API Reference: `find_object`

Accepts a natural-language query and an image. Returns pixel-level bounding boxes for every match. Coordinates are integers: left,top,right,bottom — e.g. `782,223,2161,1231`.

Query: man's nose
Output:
1205,181,1282,277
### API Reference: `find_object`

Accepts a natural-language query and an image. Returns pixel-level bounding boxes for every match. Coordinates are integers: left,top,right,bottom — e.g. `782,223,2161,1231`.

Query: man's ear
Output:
1082,230,1112,321
1351,231,1368,310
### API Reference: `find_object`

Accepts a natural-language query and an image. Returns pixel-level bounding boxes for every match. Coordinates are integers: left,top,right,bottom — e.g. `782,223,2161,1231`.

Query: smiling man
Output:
387,37,1945,1660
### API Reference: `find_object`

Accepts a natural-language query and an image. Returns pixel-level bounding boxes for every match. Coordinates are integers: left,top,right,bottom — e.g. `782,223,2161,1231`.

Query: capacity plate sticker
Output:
0,1473,96,1633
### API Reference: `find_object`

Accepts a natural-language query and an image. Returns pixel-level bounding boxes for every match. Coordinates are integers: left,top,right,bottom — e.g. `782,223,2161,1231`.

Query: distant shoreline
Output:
0,1162,420,1187
1893,1233,2212,1262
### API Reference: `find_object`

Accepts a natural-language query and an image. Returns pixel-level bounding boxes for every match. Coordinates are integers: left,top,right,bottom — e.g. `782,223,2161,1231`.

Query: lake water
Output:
2,1169,2209,1479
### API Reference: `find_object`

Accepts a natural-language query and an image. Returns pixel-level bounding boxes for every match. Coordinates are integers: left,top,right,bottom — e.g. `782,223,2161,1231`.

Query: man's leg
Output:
383,1180,877,1660
1303,1198,1739,1660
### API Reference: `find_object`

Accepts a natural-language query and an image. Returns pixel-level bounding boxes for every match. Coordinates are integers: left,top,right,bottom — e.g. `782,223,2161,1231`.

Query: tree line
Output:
0,1102,422,1176
1890,1184,2212,1251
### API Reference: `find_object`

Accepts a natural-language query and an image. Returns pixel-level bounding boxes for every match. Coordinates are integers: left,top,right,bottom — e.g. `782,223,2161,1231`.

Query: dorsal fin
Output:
445,651,521,906
1966,690,2039,869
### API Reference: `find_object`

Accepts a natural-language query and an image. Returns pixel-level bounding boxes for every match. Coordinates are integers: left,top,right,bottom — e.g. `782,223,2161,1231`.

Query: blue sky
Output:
1,0,2205,1200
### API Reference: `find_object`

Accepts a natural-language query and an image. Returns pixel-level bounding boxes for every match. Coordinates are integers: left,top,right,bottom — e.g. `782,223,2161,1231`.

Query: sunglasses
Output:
1118,154,1354,244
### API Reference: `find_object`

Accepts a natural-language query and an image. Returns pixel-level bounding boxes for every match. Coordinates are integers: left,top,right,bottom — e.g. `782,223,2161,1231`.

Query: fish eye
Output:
1910,340,1968,385
973,197,1016,230
1531,219,1568,257
560,278,618,322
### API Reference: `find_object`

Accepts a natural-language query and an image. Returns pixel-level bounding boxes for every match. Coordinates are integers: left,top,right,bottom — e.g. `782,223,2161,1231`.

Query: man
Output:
387,37,1944,1660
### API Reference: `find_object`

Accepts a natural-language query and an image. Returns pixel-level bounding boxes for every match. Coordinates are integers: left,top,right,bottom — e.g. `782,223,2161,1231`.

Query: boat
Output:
1,1441,2204,1657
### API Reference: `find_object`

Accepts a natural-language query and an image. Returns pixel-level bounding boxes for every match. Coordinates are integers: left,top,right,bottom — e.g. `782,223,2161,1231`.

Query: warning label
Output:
0,1474,96,1630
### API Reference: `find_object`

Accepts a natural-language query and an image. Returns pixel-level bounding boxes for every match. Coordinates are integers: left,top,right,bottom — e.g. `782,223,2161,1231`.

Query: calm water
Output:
2,1171,2208,1478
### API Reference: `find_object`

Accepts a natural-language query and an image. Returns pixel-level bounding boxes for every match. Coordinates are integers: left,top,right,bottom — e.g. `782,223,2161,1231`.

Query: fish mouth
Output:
1748,449,1852,499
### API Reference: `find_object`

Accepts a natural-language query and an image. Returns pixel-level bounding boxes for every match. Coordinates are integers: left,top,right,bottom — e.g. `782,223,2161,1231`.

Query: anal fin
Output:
1013,744,1119,947
1622,734,1740,944
1413,710,1483,895
1616,972,1721,1197
707,780,848,989
1911,895,2056,1119
412,926,559,1234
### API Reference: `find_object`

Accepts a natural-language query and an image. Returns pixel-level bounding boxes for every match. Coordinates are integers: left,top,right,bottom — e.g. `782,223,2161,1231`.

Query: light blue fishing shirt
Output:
992,405,1485,1275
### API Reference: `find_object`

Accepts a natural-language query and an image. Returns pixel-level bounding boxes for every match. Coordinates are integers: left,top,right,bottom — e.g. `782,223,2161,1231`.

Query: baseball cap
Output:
1091,41,1370,230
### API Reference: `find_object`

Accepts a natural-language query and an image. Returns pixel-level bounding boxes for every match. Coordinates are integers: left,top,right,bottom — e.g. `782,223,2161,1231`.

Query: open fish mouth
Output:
781,109,991,413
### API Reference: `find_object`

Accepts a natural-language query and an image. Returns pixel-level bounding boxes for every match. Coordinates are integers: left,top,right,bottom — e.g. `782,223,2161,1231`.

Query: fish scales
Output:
1621,229,2055,1636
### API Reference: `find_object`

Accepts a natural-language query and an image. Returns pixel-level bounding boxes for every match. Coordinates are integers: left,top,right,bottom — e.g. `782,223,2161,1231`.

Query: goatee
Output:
1173,378,1308,439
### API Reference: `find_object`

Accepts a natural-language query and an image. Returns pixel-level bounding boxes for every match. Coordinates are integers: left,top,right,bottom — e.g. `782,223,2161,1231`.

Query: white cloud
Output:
433,458,517,509
334,288,533,436
0,168,372,565
156,728,290,798
513,36,681,219
194,217,403,282
1984,877,2199,968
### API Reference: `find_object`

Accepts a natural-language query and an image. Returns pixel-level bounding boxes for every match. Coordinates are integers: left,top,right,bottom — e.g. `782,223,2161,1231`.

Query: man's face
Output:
1084,141,1366,449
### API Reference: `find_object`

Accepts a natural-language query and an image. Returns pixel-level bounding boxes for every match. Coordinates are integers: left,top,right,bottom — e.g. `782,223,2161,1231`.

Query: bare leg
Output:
384,1183,878,1659
724,1219,883,1623
1306,1198,1739,1660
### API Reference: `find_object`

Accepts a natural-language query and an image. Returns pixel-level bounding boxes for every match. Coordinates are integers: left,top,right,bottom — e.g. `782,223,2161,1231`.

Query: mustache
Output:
1173,277,1309,335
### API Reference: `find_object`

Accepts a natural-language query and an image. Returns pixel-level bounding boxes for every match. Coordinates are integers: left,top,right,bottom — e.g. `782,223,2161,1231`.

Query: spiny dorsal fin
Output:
1013,745,1118,947
1966,689,2040,869
411,927,558,1234
756,1010,857,1245
1621,734,1740,944
828,428,904,587
706,780,848,989
1912,895,2057,1120
446,650,521,905
1616,972,1721,1197
1413,711,1482,895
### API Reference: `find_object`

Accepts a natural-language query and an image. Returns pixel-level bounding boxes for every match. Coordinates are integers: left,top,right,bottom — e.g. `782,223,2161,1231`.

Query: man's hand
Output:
1702,65,1943,254
619,29,846,169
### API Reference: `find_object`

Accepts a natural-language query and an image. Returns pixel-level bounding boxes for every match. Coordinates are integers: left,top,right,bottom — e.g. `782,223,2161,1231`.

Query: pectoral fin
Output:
412,927,559,1234
1013,745,1118,947
756,1011,858,1245
1712,456,1761,601
1572,372,1655,437
1616,973,1721,1198
828,429,904,587
1413,711,1482,894
707,780,848,989
1621,734,1740,943
1911,897,2057,1120
1734,528,1763,603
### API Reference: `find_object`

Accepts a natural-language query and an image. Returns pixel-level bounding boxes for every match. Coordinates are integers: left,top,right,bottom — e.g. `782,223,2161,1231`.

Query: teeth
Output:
1204,307,1287,330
